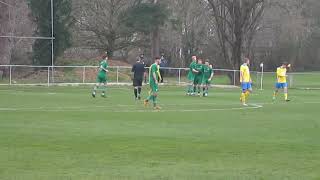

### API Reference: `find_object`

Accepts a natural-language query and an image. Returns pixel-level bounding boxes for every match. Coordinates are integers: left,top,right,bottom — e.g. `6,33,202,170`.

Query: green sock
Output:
153,96,157,107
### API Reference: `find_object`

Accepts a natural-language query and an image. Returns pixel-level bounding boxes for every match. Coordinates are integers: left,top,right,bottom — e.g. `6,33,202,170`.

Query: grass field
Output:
0,85,320,180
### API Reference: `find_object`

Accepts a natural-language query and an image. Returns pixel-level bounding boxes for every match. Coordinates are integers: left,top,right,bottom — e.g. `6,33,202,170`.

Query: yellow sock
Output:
245,91,250,98
284,93,288,100
240,93,246,103
245,91,250,102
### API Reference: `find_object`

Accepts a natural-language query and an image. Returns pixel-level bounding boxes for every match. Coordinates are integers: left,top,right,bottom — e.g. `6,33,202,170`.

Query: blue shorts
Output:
241,82,252,91
276,82,288,89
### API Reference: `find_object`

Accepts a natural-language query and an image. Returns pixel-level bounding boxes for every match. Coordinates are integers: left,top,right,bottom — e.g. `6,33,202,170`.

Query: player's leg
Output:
137,79,143,100
200,78,205,96
133,79,138,99
205,81,209,96
92,83,98,98
137,87,142,100
134,86,138,99
240,83,245,102
273,83,280,100
202,83,206,97
244,83,252,102
187,80,193,96
273,89,279,100
186,73,193,95
100,74,107,97
240,83,249,106
152,92,159,109
196,77,201,96
152,83,160,109
92,75,101,98
283,83,290,101
246,84,252,97
144,82,155,106
101,82,107,97
193,78,197,96
145,83,160,109
144,90,152,107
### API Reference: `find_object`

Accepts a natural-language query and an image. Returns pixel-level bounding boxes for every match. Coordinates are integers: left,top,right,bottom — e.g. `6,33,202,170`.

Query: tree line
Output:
0,0,319,72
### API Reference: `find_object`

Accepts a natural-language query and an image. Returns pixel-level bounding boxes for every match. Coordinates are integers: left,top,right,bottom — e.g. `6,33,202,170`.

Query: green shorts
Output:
150,81,159,93
187,72,195,81
193,75,203,85
97,73,107,83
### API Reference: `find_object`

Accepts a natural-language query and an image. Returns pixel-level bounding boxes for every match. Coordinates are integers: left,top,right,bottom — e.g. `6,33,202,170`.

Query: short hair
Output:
243,57,250,63
155,57,161,60
282,62,288,65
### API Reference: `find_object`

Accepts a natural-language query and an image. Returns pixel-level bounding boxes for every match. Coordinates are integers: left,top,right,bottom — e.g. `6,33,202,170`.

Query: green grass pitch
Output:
0,85,319,180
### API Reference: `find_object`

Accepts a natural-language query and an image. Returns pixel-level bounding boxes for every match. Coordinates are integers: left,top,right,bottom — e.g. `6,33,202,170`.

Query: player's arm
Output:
192,68,198,73
131,65,135,79
152,71,158,84
192,65,199,73
100,65,108,72
240,70,244,82
209,71,214,81
131,64,135,73
157,70,162,81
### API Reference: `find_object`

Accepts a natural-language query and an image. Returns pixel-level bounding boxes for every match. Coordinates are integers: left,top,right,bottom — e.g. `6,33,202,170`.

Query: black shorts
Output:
133,78,143,87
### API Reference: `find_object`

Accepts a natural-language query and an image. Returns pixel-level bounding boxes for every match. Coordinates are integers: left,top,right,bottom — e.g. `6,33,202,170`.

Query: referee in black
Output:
131,58,146,100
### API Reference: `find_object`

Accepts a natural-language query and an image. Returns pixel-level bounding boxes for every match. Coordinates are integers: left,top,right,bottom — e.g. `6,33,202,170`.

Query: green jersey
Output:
96,60,108,83
187,61,197,81
149,63,158,83
189,61,197,73
98,60,108,75
194,63,204,76
203,65,213,79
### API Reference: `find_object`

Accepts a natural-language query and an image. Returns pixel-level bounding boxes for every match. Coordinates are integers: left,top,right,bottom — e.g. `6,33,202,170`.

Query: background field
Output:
0,85,320,180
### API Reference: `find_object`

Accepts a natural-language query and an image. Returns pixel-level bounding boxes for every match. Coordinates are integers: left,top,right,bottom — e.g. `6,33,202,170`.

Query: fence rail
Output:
0,65,319,89
0,65,240,87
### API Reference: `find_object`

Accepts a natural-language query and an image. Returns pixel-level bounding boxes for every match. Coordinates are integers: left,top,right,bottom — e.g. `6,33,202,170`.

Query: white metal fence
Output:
0,65,319,89
0,65,239,86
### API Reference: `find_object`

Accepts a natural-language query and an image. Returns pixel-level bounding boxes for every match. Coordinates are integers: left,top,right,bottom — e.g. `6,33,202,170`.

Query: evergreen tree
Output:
27,0,74,65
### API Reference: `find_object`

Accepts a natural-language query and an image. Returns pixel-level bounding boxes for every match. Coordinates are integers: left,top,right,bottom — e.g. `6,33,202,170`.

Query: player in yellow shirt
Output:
240,58,252,106
273,62,291,102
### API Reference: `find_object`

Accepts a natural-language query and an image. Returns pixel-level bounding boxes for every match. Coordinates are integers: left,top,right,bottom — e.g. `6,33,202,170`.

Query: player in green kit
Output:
144,57,161,110
92,54,109,98
201,61,214,97
186,55,197,96
193,59,204,96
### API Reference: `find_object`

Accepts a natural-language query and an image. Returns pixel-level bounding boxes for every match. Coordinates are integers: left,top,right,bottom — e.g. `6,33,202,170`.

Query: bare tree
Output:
206,0,265,72
159,0,211,67
0,0,12,66
0,0,34,67
72,0,141,57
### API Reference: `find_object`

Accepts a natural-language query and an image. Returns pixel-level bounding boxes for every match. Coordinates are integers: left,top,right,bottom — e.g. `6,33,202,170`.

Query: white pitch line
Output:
1,101,319,113
0,103,263,112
